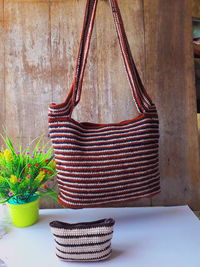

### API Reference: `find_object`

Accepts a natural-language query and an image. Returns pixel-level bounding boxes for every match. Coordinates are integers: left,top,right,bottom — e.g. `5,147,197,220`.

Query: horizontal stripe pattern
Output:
55,241,111,254
49,218,115,262
54,234,113,245
56,250,112,262
48,111,160,208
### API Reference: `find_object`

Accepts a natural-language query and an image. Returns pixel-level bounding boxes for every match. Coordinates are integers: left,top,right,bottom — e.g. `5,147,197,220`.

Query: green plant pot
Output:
7,196,40,227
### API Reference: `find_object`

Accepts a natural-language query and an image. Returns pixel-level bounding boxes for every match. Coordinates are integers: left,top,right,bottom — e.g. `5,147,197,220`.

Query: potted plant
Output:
0,134,57,227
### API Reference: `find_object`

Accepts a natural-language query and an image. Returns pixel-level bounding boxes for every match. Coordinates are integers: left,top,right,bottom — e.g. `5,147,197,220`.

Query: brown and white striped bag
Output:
49,218,115,262
48,0,160,209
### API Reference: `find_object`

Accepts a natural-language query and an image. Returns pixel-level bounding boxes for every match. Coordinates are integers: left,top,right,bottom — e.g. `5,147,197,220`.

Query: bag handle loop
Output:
68,0,153,116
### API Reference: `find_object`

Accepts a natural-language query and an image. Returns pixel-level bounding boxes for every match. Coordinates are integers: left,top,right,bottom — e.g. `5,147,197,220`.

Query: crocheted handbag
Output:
48,0,160,209
49,218,115,262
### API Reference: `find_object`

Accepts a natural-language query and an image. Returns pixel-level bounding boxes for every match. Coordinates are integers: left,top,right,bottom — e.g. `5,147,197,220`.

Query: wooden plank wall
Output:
192,0,200,147
192,0,200,18
0,0,199,209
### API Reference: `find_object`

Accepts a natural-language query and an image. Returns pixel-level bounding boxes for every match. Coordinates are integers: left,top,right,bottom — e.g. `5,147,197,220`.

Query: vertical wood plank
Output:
0,0,5,143
144,0,200,209
184,0,200,209
4,0,51,144
4,0,54,208
192,0,200,18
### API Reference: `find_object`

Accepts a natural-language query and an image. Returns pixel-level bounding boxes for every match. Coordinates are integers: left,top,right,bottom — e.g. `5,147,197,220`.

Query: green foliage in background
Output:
0,134,57,204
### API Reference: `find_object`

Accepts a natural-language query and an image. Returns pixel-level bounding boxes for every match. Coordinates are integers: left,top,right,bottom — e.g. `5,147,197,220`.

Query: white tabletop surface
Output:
0,205,200,267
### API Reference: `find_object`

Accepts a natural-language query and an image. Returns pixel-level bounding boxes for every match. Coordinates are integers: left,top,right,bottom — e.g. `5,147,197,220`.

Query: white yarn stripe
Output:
50,127,158,141
58,175,160,191
57,159,158,175
56,161,158,175
55,151,158,164
55,147,158,160
51,227,113,237
56,157,158,171
60,183,160,202
53,139,158,151
59,188,161,206
54,234,113,245
49,120,158,134
55,242,110,254
57,171,160,185
54,144,158,156
52,134,158,147
59,180,159,198
57,165,159,181
49,121,159,136
48,93,72,113
49,118,158,133
54,143,158,156
56,247,111,261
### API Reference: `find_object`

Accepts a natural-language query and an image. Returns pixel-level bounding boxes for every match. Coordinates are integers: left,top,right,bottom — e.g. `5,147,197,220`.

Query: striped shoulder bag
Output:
48,0,161,209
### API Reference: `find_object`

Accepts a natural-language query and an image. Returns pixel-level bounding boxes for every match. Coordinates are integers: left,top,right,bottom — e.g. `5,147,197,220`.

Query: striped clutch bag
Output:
49,218,115,262
48,0,160,208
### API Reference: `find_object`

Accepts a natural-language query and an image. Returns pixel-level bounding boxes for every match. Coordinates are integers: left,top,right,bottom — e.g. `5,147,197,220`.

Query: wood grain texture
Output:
0,0,199,209
192,0,200,18
4,0,51,142
144,0,200,209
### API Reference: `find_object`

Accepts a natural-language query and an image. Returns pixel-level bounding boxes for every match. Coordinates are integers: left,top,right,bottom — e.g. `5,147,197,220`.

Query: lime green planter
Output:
7,196,40,227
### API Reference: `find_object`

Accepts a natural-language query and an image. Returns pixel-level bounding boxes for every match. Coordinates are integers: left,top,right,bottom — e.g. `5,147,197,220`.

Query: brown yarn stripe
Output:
49,116,158,131
56,251,111,262
55,154,158,167
56,245,111,255
59,180,160,197
57,163,159,179
59,186,160,204
53,143,158,157
53,232,113,239
56,158,158,173
55,150,158,161
57,172,159,188
51,129,158,142
59,178,160,194
50,218,115,229
58,191,160,209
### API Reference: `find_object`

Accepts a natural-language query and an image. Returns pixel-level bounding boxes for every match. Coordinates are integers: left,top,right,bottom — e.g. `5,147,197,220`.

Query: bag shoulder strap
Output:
64,0,154,116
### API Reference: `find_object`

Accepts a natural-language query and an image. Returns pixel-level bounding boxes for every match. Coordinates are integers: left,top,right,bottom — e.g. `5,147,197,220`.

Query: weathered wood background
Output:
192,0,200,18
0,0,199,209
192,0,200,147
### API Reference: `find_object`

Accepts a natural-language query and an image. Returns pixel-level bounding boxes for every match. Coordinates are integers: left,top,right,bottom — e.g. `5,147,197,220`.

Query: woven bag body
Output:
48,0,160,209
49,218,115,262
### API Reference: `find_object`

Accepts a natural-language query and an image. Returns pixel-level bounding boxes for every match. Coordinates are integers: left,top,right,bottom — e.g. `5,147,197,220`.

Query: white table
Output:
0,205,200,267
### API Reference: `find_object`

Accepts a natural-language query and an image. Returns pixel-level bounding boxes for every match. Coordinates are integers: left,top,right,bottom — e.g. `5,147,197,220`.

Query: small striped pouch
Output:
49,218,115,262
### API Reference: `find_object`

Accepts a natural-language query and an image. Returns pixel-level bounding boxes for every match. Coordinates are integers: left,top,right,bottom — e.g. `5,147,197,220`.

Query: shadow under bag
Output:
48,0,161,209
